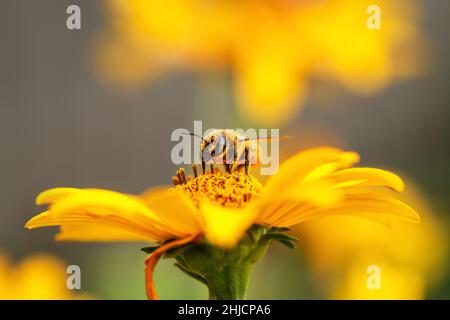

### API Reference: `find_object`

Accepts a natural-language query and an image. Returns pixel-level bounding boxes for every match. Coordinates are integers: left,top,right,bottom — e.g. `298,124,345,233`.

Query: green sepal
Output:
141,238,192,258
164,243,195,259
268,226,291,233
142,225,298,299
172,225,272,300
265,232,298,242
174,263,208,286
263,231,298,249
274,239,297,249
140,245,160,254
248,224,268,243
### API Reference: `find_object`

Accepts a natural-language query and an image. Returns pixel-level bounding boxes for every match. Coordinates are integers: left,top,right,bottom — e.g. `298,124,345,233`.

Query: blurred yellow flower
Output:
26,147,419,299
95,0,425,126
335,258,425,299
0,253,89,300
296,180,447,299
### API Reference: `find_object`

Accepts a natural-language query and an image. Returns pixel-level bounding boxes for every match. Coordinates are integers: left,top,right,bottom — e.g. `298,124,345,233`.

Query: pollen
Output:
175,171,263,208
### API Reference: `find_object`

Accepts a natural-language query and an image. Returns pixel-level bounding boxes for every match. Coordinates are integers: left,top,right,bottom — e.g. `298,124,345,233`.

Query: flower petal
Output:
145,234,200,300
234,22,306,126
200,201,256,249
55,223,152,242
36,188,82,205
276,192,420,227
141,188,204,237
256,180,342,225
263,147,359,195
26,188,172,242
326,168,405,192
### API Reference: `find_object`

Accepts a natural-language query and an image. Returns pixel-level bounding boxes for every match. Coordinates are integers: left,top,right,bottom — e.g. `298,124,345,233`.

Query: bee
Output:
188,129,287,175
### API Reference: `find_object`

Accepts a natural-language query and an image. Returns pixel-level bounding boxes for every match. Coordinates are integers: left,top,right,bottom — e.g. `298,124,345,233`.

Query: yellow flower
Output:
296,178,447,299
0,252,90,300
25,147,419,299
95,0,424,126
335,258,425,300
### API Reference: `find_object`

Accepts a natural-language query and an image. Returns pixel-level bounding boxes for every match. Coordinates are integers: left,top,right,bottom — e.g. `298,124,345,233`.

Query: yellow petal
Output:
36,188,82,205
302,162,349,184
144,234,200,300
26,188,173,242
343,193,420,223
235,60,306,126
264,147,359,195
277,192,419,227
257,180,342,225
55,223,152,242
234,20,306,126
326,168,405,192
200,201,256,249
141,188,204,237
12,254,71,300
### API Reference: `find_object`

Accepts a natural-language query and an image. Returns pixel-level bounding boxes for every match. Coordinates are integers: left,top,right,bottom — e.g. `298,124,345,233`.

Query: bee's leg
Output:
224,140,231,173
201,150,206,175
244,144,250,175
210,163,214,174
176,169,182,184
179,168,187,184
192,164,198,178
231,135,239,173
224,156,230,173
200,143,206,175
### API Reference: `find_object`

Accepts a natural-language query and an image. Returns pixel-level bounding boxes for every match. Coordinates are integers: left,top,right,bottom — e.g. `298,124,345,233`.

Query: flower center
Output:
173,169,262,208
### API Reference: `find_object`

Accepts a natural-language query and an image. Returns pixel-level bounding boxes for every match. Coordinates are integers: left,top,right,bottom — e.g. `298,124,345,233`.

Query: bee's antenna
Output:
181,132,206,142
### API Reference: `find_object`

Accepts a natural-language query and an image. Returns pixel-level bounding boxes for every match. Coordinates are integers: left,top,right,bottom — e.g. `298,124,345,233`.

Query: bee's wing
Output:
236,136,292,143
234,136,292,165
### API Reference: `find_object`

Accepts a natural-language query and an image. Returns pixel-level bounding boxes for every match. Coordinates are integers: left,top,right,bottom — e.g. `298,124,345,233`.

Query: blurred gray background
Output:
0,0,449,298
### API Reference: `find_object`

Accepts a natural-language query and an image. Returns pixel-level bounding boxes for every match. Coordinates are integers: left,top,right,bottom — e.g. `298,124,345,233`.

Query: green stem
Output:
204,263,253,300
172,225,282,300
